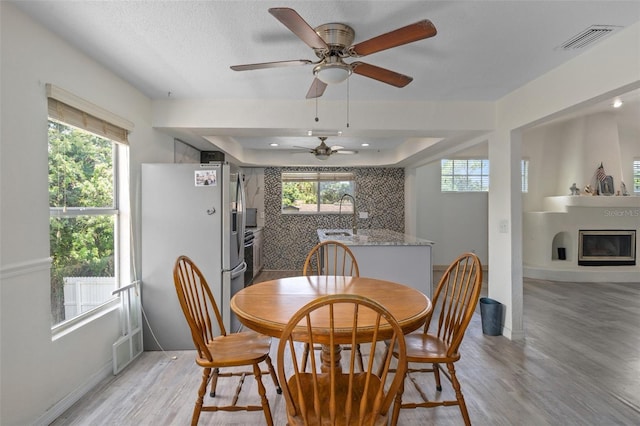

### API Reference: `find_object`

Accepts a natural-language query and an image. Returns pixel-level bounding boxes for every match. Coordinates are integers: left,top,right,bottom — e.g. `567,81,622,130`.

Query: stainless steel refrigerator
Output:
141,162,246,350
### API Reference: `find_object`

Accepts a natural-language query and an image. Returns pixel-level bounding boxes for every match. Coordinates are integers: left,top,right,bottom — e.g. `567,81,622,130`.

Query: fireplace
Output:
578,230,636,266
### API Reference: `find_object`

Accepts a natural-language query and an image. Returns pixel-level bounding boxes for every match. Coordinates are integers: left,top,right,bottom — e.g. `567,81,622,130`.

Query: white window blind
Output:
521,159,529,193
441,159,490,192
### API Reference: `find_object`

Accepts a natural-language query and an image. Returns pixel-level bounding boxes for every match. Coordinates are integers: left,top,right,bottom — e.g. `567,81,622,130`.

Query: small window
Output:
521,159,529,193
282,172,356,214
441,159,489,192
634,159,640,194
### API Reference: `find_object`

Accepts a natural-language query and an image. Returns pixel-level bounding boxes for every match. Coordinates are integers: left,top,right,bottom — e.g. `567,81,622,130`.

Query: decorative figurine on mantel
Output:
594,162,615,196
620,181,629,196
584,184,594,195
570,183,580,195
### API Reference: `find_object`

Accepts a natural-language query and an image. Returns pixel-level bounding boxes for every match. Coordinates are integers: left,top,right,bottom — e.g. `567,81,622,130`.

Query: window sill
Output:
52,298,120,341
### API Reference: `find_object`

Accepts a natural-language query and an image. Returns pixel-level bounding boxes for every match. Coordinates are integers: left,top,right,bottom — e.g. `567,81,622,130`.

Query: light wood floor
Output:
51,271,640,425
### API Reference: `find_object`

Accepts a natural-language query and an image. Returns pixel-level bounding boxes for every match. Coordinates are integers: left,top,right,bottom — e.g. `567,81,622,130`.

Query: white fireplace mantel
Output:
523,196,640,282
543,195,640,211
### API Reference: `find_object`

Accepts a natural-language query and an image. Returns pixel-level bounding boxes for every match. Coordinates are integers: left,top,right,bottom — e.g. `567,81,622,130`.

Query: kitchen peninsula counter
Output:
317,228,434,246
317,229,434,296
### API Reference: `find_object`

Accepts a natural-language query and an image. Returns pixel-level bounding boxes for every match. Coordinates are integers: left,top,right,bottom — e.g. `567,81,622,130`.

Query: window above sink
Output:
281,171,355,214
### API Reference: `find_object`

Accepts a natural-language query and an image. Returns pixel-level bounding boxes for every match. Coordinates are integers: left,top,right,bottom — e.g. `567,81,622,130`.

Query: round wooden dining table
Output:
231,275,432,371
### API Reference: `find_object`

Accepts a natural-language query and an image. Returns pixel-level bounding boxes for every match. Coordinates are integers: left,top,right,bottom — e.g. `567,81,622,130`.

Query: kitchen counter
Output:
316,228,434,296
317,228,434,246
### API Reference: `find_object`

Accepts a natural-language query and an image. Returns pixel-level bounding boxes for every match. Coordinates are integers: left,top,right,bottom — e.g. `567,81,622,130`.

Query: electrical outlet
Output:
359,211,368,219
499,219,509,233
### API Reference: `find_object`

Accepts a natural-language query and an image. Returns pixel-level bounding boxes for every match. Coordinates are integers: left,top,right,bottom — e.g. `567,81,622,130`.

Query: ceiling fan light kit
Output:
313,57,352,84
230,7,437,98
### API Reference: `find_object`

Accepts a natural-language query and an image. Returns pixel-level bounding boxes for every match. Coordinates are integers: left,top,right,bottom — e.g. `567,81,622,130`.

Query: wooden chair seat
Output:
402,332,461,364
287,373,385,426
196,331,273,367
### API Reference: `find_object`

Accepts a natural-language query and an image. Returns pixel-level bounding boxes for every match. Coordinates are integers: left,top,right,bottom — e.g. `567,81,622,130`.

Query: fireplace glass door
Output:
578,230,636,266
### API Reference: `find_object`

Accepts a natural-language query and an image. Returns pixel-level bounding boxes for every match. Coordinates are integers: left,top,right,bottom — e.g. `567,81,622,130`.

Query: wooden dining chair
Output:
302,240,364,372
277,294,408,426
303,240,360,277
386,252,483,426
173,255,281,426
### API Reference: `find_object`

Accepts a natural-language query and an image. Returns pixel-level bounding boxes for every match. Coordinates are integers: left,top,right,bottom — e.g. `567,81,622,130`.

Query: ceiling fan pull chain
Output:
346,78,350,128
315,88,319,122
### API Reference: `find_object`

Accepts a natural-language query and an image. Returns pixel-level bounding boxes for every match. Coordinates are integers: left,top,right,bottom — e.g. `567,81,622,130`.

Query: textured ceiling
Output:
13,1,640,164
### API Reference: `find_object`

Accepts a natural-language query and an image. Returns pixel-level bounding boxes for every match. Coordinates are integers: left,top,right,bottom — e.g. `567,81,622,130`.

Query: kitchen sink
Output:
324,231,352,237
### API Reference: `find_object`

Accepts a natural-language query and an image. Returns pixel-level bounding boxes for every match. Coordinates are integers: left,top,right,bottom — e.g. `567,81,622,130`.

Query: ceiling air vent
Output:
558,25,621,50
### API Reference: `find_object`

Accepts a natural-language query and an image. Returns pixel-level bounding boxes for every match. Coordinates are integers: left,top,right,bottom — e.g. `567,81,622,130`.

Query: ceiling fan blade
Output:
350,20,437,57
351,62,413,87
336,150,358,154
269,7,329,50
293,146,314,152
330,145,344,150
230,59,312,71
306,78,328,99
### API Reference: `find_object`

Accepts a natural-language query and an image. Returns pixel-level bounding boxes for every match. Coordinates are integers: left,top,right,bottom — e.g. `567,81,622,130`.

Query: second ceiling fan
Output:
230,7,437,99
295,137,357,160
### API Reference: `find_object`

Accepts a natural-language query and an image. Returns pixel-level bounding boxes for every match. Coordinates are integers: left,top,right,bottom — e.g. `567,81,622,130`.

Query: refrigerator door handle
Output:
225,261,247,279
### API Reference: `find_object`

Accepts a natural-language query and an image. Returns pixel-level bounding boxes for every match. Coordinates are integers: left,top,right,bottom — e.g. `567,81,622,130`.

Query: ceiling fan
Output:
295,137,358,160
230,7,437,98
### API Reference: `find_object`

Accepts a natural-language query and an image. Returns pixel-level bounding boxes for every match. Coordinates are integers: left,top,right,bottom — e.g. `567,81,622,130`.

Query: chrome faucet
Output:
338,193,357,235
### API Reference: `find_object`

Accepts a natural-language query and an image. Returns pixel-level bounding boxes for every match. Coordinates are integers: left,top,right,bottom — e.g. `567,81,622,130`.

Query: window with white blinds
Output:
441,159,490,192
521,159,529,193
634,159,640,193
440,159,529,193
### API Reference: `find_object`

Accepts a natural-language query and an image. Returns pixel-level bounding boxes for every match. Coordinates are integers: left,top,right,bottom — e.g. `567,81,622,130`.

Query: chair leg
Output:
264,355,282,394
390,378,405,426
253,363,274,426
355,344,365,372
447,362,471,426
433,363,442,391
209,367,219,397
192,367,210,426
301,342,310,372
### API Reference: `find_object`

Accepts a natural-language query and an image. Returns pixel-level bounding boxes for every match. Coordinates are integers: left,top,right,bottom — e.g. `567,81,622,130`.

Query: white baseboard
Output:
34,361,113,426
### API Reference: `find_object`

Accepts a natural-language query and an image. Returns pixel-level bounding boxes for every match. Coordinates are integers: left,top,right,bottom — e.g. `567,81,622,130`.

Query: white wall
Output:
522,111,640,211
0,3,173,425
414,161,488,266
1,1,639,422
490,21,640,339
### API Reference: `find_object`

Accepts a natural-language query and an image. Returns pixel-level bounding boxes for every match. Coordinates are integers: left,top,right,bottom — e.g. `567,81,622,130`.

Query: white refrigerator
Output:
141,162,246,350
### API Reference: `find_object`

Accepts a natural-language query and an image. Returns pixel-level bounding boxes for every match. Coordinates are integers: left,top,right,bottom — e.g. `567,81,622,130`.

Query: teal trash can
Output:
480,297,502,336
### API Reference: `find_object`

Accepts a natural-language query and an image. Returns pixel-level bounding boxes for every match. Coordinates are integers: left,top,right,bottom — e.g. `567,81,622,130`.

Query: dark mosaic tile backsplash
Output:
263,167,404,270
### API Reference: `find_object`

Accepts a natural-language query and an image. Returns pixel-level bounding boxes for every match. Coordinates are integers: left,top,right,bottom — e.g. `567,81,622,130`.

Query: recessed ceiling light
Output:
361,143,370,147
612,99,623,108
270,143,279,147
